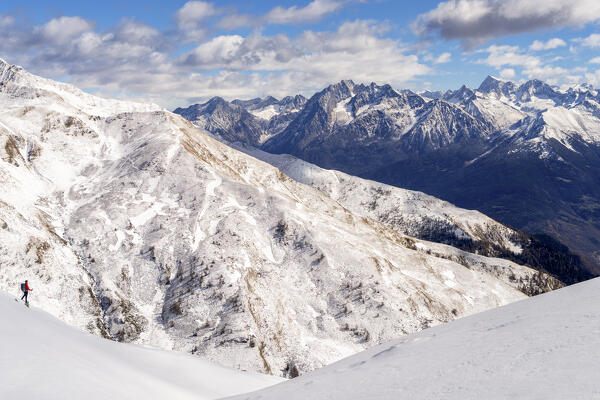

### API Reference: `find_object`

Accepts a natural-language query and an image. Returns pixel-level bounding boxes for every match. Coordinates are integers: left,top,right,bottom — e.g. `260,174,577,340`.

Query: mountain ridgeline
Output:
174,77,600,279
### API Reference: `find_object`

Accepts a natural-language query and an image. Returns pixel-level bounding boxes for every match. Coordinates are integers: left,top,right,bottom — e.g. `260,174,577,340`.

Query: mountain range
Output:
0,58,568,378
174,76,600,274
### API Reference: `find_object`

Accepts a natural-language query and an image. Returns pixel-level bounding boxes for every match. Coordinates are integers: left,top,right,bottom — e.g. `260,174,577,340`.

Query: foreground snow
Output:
0,291,281,400
226,277,600,400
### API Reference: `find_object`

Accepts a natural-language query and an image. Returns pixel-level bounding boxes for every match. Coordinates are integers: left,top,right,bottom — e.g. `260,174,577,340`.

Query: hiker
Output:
21,280,32,304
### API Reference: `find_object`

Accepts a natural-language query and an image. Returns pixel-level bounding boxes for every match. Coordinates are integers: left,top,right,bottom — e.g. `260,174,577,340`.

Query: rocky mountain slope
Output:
237,146,588,286
174,77,600,274
226,277,600,400
0,59,563,377
174,95,306,147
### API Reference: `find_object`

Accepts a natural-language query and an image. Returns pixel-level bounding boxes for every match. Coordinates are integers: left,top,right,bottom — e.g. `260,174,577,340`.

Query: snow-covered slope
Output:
0,58,559,378
232,95,307,121
0,61,160,117
0,291,281,400
240,146,523,255
173,97,268,146
226,277,600,400
175,95,307,146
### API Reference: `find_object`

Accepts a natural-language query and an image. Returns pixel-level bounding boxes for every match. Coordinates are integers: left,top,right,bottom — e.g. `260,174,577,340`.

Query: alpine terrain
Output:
175,78,600,275
0,58,564,378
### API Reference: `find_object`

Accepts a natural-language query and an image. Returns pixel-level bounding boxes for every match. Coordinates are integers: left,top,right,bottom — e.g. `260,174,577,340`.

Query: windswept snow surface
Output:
0,291,281,400
226,277,600,400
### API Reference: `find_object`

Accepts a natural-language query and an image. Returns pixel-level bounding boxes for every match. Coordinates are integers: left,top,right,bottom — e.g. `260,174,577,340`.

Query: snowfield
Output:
226,277,600,400
0,291,281,400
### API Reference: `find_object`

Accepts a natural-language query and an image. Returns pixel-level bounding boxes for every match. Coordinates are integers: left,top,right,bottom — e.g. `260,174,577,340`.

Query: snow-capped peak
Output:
477,75,518,99
0,57,160,117
477,75,503,92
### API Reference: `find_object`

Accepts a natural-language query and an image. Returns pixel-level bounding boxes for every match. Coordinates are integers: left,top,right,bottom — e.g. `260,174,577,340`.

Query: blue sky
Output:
1,0,599,108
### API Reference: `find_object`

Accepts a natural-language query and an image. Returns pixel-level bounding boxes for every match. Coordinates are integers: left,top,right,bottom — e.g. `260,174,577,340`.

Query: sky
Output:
1,0,600,108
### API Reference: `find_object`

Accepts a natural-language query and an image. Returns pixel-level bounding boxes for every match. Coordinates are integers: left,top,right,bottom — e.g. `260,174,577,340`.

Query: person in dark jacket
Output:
21,280,32,304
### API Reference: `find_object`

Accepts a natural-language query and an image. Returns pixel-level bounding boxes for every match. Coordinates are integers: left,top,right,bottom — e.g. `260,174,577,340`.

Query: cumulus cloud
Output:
265,0,343,24
522,65,570,83
413,0,600,48
3,0,594,110
499,68,515,79
175,1,219,42
434,52,452,63
112,19,162,45
216,14,255,30
424,52,452,64
585,69,600,86
476,44,586,86
0,14,174,103
176,1,218,29
477,44,541,69
0,11,429,109
590,57,600,64
178,20,429,101
0,14,14,28
35,16,95,44
530,38,566,51
574,33,600,48
181,35,247,68
217,0,343,29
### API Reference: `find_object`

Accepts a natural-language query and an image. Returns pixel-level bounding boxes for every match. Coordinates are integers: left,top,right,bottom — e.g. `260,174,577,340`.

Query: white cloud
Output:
265,0,343,24
499,68,516,79
434,52,452,63
475,44,583,86
112,19,162,46
0,14,14,28
4,2,596,110
0,12,429,109
530,38,566,51
522,65,571,85
37,16,95,44
176,1,218,30
584,69,600,86
477,45,541,69
179,20,429,101
182,35,246,68
414,0,600,48
574,33,600,48
175,1,219,42
217,0,343,29
216,14,255,30
423,52,452,64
